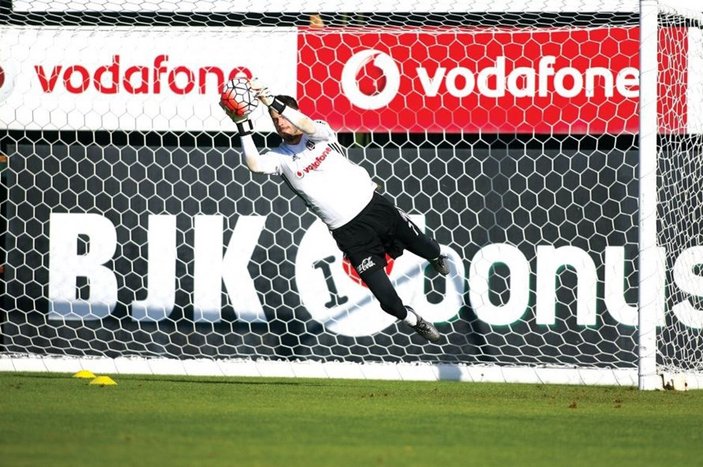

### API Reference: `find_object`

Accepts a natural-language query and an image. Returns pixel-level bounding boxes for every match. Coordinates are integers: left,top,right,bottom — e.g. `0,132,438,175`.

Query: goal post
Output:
1,0,702,389
637,0,661,390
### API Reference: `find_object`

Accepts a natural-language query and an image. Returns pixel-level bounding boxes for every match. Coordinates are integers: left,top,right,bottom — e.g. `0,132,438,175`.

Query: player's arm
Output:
249,78,334,141
219,100,280,175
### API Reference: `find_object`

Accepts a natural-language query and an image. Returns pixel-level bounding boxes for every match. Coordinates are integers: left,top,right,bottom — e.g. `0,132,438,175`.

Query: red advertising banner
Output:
297,26,686,134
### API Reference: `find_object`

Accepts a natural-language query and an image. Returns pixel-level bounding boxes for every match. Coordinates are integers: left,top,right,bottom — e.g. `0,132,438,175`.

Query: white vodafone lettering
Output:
416,67,446,97
348,53,638,111
415,55,639,99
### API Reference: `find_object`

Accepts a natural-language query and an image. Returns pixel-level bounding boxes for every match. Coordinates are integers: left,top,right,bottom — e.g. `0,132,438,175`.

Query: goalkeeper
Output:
221,77,447,343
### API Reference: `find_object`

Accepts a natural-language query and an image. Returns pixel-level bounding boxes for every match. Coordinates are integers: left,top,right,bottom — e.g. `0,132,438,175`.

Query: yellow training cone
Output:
73,370,96,379
89,376,117,386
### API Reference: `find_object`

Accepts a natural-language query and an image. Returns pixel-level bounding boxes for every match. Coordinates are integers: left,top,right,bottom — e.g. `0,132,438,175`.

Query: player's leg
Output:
360,267,441,343
358,266,404,319
393,209,449,275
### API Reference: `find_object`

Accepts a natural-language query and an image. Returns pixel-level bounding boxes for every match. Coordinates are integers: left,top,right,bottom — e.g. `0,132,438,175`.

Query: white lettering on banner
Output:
296,217,466,337
46,213,703,331
48,213,118,320
536,245,598,326
672,246,703,329
467,244,666,328
415,56,639,100
132,215,177,322
469,243,530,326
604,246,665,327
48,213,267,323
193,215,268,323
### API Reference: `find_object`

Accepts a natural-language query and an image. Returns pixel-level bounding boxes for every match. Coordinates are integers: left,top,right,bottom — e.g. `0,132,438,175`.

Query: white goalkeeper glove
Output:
219,101,254,136
248,77,287,114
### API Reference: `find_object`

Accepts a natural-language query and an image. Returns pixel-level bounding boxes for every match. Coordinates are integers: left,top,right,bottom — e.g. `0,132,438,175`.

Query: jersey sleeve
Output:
241,134,283,175
308,120,337,143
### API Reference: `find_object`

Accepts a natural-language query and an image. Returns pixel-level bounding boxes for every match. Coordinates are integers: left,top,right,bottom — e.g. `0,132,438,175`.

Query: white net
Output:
0,1,700,385
654,3,703,378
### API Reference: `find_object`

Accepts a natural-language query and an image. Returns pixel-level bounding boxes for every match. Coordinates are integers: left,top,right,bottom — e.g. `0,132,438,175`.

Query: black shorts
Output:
331,192,418,276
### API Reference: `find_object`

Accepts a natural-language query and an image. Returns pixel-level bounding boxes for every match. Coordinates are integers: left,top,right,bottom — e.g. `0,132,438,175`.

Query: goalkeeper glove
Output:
220,102,254,136
248,77,287,114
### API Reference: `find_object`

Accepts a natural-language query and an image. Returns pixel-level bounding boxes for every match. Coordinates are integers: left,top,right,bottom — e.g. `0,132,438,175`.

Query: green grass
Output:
1,372,702,467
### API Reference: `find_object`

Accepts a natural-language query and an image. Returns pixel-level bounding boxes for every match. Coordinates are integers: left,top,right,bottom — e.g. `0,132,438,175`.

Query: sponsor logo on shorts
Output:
356,256,375,274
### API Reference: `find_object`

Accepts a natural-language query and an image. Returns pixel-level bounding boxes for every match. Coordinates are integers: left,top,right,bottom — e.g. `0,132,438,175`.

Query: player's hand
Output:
219,101,249,123
219,101,254,135
248,77,274,107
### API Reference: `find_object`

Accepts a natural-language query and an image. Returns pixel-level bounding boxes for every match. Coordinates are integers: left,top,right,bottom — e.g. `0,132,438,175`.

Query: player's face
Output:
270,110,303,142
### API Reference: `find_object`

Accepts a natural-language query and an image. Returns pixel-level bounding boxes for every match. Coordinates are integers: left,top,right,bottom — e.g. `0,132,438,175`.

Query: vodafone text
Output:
47,213,703,330
416,56,639,99
297,146,332,178
34,55,251,95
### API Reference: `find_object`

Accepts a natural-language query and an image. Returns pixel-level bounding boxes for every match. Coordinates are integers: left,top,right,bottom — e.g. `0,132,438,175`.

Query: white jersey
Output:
251,120,376,229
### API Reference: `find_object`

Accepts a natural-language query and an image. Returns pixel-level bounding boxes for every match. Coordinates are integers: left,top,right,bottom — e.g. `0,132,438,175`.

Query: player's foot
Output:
429,255,449,276
411,315,441,343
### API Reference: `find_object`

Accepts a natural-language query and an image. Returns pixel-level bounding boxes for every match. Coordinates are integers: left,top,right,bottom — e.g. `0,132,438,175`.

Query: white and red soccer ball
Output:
220,77,258,117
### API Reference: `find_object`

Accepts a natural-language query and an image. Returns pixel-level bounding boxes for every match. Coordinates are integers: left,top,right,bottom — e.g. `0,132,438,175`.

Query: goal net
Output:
641,1,703,389
0,0,701,388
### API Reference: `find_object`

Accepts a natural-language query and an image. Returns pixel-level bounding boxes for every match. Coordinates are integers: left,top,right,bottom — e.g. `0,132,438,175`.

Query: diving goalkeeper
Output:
221,77,447,343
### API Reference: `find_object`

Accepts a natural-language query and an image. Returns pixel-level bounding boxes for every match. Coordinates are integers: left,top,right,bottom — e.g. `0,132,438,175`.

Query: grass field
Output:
1,372,702,467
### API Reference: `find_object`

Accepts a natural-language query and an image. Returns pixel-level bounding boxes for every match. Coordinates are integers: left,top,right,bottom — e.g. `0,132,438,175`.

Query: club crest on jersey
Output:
356,256,375,274
306,140,316,150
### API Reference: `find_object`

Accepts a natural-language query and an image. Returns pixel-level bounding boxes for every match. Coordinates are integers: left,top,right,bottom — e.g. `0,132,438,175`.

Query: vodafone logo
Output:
295,146,332,178
299,27,648,133
32,55,252,95
341,50,400,110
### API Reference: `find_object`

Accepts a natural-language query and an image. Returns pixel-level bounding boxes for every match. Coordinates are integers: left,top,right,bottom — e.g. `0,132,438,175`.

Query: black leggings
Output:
359,267,408,320
333,193,441,320
357,210,440,320
392,212,441,262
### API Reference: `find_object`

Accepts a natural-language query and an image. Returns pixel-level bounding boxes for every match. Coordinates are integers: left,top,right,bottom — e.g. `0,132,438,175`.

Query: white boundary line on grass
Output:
0,354,644,386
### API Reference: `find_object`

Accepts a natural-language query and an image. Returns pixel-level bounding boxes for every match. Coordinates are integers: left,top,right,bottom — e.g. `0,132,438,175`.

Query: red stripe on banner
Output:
297,26,686,134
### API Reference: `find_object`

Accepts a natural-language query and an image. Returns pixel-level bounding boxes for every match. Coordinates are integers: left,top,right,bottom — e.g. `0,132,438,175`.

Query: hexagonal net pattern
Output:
0,2,700,385
655,6,703,379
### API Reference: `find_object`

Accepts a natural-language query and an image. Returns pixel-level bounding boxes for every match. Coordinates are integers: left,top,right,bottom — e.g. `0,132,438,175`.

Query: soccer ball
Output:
220,77,259,117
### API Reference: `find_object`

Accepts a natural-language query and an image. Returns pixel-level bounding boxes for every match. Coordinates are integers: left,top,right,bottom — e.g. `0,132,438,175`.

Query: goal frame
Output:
637,0,662,390
1,0,703,390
